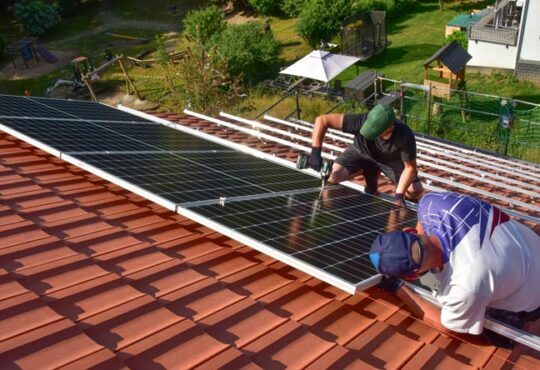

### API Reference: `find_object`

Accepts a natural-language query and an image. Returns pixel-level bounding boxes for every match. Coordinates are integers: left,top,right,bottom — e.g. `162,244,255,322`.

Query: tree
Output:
215,21,279,85
12,0,61,36
296,0,352,48
445,31,467,50
281,0,306,17
183,5,226,47
175,44,243,115
155,35,179,95
439,0,444,10
248,0,281,15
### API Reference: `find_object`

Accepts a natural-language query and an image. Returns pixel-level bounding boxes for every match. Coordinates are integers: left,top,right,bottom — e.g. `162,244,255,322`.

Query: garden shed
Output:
423,41,471,97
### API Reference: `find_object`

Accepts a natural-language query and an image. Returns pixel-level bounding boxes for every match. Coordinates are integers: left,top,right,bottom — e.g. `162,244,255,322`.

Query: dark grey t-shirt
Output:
343,113,417,164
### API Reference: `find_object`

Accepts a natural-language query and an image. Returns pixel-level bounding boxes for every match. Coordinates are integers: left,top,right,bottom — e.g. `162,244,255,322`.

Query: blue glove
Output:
377,276,404,293
310,147,322,172
392,193,407,209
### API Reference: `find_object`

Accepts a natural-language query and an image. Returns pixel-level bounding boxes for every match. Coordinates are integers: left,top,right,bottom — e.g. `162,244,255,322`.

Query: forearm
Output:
397,285,448,332
312,120,328,148
396,165,416,194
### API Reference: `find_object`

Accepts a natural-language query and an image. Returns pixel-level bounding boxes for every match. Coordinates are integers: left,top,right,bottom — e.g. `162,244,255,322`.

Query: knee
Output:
405,181,424,201
329,163,349,183
315,114,327,126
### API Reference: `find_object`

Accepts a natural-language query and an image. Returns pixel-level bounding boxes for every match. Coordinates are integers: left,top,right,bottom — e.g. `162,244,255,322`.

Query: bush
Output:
215,21,279,85
281,0,306,17
351,0,394,13
176,44,243,115
12,0,61,36
445,30,468,50
297,0,352,48
183,5,226,46
248,0,281,15
351,0,417,17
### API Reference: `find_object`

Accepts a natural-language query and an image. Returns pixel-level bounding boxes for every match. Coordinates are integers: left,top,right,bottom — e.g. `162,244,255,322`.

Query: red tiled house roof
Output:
1,113,539,369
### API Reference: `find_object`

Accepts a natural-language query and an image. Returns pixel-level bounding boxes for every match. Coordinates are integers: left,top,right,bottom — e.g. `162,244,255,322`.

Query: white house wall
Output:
467,41,518,70
519,0,540,61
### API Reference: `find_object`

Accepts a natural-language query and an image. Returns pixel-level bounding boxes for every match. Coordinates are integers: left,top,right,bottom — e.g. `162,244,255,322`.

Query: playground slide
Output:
35,45,58,63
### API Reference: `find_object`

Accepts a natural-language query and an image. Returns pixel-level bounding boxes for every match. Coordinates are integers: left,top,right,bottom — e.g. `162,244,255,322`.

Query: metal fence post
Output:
426,83,433,136
295,91,301,120
399,81,404,120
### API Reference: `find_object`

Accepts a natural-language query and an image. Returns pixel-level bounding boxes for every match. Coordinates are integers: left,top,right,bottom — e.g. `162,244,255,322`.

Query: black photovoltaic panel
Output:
191,186,417,283
75,152,321,204
31,97,145,121
0,118,226,153
0,94,74,118
0,94,145,122
0,94,418,290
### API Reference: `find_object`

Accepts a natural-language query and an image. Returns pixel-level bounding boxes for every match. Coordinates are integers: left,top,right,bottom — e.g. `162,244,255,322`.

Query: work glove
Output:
309,147,323,172
377,276,404,293
392,193,407,209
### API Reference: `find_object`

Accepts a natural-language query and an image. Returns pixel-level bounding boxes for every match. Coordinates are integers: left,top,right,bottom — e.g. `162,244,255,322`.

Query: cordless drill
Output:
296,153,333,196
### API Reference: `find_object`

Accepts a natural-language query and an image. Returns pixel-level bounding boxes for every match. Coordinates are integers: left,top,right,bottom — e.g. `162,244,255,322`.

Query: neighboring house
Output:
466,0,540,83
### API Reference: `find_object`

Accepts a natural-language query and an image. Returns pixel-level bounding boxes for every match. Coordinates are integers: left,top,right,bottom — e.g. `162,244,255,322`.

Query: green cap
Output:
360,104,396,140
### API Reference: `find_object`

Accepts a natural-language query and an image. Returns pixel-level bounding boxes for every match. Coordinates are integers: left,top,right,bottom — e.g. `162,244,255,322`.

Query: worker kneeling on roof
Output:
369,191,540,345
310,104,423,208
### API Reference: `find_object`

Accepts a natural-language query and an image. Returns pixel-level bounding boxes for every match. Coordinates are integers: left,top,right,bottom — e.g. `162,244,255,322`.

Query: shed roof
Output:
447,13,483,28
423,41,472,75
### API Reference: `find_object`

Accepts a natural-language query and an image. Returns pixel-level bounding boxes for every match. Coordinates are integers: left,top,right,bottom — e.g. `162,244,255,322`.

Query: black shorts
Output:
335,145,420,184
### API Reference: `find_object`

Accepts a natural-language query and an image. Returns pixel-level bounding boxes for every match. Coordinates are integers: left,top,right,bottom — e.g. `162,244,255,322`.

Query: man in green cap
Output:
309,104,423,207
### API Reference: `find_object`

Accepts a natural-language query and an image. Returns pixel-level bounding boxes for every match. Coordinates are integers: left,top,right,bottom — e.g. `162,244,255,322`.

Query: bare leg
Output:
405,180,425,201
328,162,354,184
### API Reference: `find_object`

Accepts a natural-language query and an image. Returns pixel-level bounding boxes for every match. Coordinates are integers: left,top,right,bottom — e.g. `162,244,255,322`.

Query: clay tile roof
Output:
1,112,539,369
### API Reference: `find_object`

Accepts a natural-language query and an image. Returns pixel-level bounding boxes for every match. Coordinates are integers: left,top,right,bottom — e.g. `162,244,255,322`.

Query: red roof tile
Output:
1,115,539,370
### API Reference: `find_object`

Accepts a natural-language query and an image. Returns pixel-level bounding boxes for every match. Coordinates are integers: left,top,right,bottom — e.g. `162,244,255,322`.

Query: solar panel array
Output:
0,94,417,293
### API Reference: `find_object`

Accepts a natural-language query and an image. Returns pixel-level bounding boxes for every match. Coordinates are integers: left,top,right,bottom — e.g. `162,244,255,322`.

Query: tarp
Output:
280,50,360,83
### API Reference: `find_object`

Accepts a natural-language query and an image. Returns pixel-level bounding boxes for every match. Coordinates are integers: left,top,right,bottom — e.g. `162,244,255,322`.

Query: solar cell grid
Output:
0,94,418,292
0,118,227,153
33,97,146,121
76,152,322,204
0,94,73,118
0,118,159,152
191,187,417,283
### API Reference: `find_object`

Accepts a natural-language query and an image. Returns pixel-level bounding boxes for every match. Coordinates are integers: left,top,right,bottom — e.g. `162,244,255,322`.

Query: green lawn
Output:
109,0,210,23
1,0,538,104
264,1,539,104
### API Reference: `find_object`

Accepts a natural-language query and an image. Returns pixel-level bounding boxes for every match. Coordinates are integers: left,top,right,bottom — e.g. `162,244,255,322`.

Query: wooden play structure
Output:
127,50,187,68
423,41,472,98
46,54,140,102
105,32,149,43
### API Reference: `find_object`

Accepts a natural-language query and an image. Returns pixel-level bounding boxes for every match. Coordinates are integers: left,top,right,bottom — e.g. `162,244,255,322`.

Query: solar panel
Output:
0,94,74,118
0,118,226,153
30,96,144,121
190,186,416,283
74,152,322,204
0,94,417,293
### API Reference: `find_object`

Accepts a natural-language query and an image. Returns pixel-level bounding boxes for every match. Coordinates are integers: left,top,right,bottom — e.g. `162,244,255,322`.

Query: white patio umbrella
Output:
279,50,360,83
